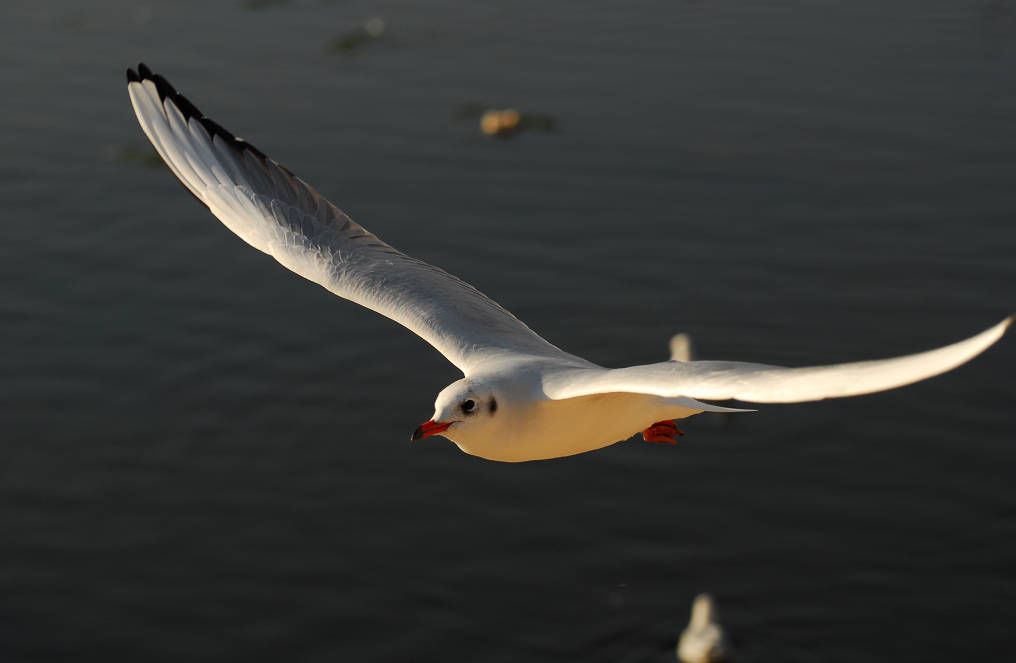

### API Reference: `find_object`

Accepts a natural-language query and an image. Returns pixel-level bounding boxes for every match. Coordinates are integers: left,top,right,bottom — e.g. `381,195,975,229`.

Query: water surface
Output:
1,1,1015,661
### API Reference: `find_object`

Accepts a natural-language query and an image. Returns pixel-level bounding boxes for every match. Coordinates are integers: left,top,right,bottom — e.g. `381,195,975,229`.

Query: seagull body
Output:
424,363,726,462
126,64,1010,462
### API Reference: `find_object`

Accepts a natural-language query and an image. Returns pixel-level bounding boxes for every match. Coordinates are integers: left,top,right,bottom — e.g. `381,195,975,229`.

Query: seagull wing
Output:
126,64,571,374
543,317,1010,403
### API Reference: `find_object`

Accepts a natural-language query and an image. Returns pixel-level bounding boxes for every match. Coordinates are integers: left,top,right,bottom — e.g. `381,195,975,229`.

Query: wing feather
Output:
543,317,1011,403
126,64,572,374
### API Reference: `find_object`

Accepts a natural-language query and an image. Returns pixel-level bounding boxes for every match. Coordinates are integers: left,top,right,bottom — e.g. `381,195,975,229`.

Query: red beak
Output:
411,419,453,440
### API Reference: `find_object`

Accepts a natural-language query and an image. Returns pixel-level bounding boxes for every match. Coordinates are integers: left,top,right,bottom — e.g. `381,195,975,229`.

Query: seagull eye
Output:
461,399,476,413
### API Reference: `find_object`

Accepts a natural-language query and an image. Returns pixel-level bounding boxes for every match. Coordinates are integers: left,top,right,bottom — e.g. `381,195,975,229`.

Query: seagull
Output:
670,333,694,363
676,593,730,663
126,64,1011,463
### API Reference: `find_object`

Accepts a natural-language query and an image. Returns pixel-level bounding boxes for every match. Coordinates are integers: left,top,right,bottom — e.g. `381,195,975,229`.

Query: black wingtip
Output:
236,137,267,160
131,64,206,120
150,73,175,103
169,86,200,119
201,117,237,144
126,62,272,166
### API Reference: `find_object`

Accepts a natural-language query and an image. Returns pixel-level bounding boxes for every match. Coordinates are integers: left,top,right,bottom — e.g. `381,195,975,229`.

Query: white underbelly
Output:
455,392,703,462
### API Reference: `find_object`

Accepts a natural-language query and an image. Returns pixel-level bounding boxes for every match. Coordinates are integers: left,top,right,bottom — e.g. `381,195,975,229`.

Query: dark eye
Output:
461,399,476,413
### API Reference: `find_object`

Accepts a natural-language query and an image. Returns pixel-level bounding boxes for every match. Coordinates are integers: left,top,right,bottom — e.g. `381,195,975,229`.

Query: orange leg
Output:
641,420,685,444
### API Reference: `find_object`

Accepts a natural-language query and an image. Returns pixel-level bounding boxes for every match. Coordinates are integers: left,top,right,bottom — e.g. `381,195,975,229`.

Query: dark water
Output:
2,1,1015,661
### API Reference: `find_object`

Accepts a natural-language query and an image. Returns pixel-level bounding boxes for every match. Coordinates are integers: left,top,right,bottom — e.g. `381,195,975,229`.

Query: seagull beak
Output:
411,419,453,440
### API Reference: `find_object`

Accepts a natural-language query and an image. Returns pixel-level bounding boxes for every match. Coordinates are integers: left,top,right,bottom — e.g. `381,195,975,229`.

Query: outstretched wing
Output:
543,317,1011,403
126,63,571,374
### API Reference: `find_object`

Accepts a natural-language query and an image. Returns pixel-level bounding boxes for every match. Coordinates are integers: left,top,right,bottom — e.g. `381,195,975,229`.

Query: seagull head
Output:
411,378,500,442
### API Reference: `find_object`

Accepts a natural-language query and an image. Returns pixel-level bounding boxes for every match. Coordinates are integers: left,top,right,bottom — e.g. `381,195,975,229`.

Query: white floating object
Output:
677,593,730,663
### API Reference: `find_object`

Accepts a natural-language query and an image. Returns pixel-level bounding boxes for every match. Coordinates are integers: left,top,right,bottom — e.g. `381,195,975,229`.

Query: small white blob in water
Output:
676,593,730,663
365,17,386,38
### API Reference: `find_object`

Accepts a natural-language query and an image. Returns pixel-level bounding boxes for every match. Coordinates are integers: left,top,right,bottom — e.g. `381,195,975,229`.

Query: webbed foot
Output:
641,420,684,444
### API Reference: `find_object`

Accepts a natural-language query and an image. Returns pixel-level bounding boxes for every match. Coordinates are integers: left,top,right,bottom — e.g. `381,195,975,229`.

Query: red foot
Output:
641,420,685,444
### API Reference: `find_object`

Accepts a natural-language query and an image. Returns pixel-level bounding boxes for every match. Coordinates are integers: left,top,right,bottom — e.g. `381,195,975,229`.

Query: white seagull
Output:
126,64,1011,463
676,593,730,663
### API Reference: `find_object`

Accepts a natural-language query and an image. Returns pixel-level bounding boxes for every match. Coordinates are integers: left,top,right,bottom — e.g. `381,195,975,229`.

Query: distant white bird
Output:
126,64,1011,462
677,594,730,663
670,333,694,362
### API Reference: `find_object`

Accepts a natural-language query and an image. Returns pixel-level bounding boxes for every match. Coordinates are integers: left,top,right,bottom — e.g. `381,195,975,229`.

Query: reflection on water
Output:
242,0,293,11
326,17,387,55
1,1,1014,661
106,143,162,169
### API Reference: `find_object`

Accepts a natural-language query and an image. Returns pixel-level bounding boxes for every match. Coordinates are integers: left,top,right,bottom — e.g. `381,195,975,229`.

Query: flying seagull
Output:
125,64,1010,462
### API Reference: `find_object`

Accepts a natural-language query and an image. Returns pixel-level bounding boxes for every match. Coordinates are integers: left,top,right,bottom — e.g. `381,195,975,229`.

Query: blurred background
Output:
2,1,1015,661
